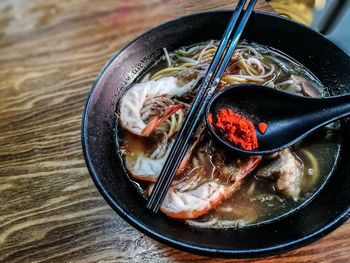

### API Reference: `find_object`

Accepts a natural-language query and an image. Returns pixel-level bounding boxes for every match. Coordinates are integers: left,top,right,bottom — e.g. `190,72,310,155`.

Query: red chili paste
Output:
210,109,258,151
258,122,267,134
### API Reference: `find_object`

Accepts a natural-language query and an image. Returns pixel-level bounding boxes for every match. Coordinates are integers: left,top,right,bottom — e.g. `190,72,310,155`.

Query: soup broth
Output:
117,41,340,228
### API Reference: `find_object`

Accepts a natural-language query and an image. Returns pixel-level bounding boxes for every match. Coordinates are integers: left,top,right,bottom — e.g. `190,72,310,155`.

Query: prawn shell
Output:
125,141,174,182
160,183,241,219
125,146,191,182
150,156,261,219
119,77,194,136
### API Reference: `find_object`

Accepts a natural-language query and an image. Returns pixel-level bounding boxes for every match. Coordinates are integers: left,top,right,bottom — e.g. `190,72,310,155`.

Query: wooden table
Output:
1,0,349,262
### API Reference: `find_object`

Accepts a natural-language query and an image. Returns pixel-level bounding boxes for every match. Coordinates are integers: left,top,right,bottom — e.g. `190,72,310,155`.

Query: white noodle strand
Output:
178,56,198,64
187,218,218,228
163,47,171,67
276,79,294,87
247,57,265,75
226,64,275,82
197,40,213,62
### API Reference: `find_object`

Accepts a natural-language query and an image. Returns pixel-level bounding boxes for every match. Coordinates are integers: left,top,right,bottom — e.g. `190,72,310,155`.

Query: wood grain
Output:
0,0,349,262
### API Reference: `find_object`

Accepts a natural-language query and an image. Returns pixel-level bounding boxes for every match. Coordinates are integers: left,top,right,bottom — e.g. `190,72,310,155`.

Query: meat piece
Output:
290,75,321,97
256,149,303,201
264,151,281,161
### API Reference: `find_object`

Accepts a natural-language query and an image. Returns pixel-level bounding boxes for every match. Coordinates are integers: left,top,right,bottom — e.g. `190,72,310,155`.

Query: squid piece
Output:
119,77,196,136
151,156,261,219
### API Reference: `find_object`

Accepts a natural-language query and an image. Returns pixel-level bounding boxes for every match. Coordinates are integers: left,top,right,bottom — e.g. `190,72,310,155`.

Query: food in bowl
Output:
208,109,259,151
117,40,340,228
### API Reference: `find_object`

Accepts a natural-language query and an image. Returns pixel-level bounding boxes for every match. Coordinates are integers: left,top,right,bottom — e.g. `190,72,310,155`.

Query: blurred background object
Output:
268,0,350,53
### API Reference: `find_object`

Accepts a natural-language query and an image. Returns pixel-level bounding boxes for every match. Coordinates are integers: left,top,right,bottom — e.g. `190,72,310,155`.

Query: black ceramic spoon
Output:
206,84,350,155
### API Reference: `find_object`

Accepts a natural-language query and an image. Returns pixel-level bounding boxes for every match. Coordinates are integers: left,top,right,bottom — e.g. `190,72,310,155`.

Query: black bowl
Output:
82,11,350,258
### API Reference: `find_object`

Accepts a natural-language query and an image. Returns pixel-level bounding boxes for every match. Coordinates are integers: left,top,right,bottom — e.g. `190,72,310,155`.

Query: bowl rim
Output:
81,10,350,258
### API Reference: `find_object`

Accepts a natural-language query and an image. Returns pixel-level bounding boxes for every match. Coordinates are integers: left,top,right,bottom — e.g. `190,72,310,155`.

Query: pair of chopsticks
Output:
147,0,258,213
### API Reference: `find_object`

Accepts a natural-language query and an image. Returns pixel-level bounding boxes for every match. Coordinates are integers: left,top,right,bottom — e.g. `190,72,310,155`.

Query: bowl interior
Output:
82,11,350,258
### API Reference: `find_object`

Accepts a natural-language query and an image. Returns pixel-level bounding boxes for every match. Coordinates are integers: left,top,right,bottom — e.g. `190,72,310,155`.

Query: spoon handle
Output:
283,93,350,140
309,93,350,125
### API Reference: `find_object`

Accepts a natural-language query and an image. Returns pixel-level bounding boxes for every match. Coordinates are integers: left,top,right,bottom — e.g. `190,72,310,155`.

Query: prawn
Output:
149,155,261,219
119,77,196,136
125,125,204,182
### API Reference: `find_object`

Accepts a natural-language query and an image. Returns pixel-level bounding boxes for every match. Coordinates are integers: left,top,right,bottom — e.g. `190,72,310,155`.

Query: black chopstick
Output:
150,0,247,187
147,0,257,213
146,0,246,209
